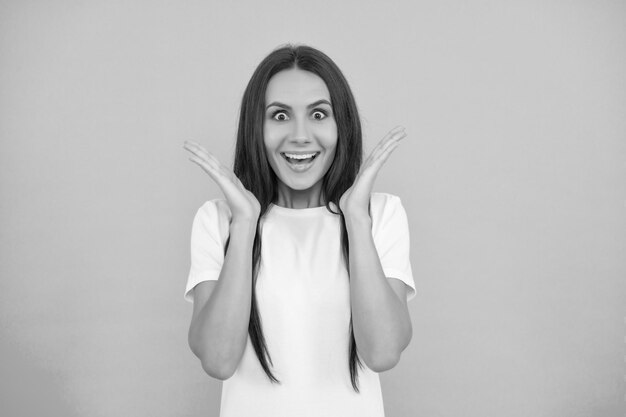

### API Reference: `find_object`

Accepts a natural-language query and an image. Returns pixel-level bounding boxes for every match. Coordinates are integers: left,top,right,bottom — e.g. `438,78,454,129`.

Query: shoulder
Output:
369,192,408,233
197,198,232,219
369,192,403,217
193,198,232,238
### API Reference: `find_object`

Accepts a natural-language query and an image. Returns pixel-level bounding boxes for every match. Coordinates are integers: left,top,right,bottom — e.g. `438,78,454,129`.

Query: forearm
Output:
188,220,256,379
345,214,412,372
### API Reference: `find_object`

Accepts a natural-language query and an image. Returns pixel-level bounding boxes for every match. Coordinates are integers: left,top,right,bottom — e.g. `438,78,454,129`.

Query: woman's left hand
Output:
339,126,407,219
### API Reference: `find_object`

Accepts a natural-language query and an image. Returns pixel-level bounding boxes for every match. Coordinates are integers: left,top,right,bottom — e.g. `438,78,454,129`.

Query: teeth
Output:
284,152,317,160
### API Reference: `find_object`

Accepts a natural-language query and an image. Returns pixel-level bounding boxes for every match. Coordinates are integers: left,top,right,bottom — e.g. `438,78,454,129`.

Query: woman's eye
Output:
271,109,327,121
312,110,326,120
272,111,289,121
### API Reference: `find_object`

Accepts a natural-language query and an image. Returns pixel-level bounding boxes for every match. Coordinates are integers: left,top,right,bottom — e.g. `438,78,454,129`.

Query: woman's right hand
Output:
184,140,261,224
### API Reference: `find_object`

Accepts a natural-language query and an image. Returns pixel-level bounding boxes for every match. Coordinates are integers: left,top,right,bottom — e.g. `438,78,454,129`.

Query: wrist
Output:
230,218,258,235
343,211,372,229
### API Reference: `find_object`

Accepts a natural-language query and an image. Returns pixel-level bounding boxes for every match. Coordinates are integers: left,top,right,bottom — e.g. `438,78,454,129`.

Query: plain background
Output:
1,1,625,416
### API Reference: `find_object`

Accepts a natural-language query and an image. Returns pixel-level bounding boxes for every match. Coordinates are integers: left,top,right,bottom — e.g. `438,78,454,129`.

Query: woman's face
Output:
263,67,338,196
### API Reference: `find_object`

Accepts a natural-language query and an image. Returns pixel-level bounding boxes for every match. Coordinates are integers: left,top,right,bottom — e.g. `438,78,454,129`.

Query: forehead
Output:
265,68,330,103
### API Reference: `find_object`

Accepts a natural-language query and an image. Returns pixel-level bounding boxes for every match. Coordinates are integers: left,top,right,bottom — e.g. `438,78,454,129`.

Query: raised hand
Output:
183,140,261,224
339,126,407,219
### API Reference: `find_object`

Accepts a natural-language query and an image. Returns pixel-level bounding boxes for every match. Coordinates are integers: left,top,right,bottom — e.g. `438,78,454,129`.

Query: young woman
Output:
183,44,416,417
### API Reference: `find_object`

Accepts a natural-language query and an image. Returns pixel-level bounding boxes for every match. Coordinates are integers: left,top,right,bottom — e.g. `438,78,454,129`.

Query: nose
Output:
290,117,311,145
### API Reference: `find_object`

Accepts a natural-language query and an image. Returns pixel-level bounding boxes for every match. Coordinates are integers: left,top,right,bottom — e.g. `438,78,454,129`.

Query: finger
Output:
184,143,225,172
369,126,402,151
374,138,401,167
187,147,246,195
188,151,221,175
184,139,207,148
383,126,405,144
388,125,406,136
355,128,405,185
380,128,406,149
183,141,211,160
189,155,243,201
369,129,406,163
188,155,222,184
371,128,399,153
184,141,225,166
369,126,406,158
188,152,222,175
183,140,205,152
381,126,405,140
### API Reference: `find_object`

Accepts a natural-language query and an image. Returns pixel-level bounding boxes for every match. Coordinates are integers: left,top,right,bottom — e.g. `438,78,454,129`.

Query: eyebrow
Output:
265,99,332,110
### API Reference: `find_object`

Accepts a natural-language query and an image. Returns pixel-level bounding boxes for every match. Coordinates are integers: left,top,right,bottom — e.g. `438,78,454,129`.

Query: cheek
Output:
321,136,338,170
322,125,338,153
262,125,272,148
325,146,338,168
262,128,285,178
263,125,280,154
263,123,289,151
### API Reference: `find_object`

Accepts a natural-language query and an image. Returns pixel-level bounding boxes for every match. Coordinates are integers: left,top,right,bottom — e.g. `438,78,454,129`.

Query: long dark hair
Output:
232,44,364,392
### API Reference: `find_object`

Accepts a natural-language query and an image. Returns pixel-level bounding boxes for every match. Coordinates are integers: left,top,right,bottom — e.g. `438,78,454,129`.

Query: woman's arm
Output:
345,214,412,373
184,140,261,380
337,126,411,372
188,219,256,380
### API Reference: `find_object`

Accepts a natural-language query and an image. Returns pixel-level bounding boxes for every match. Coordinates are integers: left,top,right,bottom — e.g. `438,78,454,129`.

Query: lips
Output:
279,151,320,173
280,152,320,164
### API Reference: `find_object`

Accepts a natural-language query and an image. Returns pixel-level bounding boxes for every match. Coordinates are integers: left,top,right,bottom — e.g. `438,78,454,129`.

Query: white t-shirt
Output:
185,192,416,417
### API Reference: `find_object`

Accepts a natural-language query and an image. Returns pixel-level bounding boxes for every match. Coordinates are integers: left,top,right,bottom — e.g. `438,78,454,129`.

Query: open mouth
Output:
280,152,320,165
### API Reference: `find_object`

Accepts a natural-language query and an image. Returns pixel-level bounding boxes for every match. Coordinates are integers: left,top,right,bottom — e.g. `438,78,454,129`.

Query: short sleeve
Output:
184,199,230,303
370,193,417,302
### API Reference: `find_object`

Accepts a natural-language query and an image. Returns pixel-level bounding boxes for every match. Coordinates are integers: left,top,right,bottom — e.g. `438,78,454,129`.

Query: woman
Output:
183,44,416,417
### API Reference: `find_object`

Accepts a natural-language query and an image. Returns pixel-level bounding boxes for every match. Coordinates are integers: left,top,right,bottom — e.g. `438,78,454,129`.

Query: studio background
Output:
1,1,625,416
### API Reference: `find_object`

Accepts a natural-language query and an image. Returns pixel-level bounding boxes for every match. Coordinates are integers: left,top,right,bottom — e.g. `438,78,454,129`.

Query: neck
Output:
275,181,325,209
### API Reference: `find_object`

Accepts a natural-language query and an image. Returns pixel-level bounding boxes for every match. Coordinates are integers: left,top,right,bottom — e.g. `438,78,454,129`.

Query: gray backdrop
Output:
1,1,625,416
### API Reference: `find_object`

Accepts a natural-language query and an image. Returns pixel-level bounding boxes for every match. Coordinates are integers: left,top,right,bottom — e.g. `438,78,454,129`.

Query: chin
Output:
277,171,326,192
283,179,320,192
